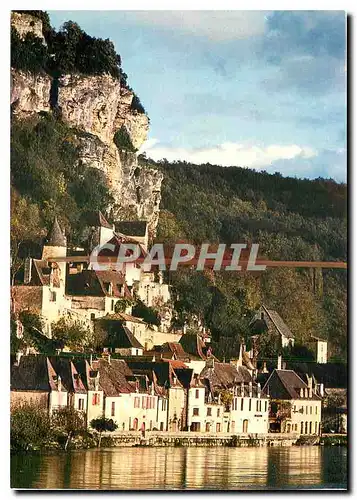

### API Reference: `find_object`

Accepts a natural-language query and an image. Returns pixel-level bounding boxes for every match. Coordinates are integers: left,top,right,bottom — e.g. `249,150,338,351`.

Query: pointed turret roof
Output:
46,218,66,247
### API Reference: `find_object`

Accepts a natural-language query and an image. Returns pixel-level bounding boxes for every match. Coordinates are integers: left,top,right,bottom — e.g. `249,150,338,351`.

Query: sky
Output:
48,10,347,182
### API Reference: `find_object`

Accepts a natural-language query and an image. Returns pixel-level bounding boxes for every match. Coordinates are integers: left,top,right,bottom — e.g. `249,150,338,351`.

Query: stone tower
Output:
42,218,67,288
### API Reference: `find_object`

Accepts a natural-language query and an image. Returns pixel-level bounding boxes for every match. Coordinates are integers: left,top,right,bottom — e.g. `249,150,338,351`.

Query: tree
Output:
90,417,118,447
51,318,90,351
10,189,42,284
11,402,53,451
52,406,86,450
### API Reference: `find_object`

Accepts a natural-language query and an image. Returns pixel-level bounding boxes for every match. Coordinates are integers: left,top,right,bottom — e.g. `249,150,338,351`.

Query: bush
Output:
131,94,146,114
113,126,137,152
11,402,53,451
132,300,161,327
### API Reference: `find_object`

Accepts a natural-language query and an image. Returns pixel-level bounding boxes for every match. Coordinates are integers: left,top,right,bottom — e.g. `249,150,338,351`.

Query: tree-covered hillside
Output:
149,159,347,362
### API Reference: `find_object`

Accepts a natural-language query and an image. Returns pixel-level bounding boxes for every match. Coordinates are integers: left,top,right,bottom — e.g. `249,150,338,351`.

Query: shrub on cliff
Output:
11,27,48,73
113,126,137,153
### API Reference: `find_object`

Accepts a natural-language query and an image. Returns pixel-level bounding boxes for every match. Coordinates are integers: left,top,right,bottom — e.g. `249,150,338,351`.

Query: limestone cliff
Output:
10,13,162,236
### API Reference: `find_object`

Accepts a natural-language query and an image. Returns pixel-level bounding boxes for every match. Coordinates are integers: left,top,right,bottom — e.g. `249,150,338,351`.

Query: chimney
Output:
249,381,253,397
237,343,243,368
241,381,244,397
107,354,111,365
257,382,261,398
319,383,324,397
90,354,93,367
57,375,62,392
94,372,99,391
15,351,22,366
24,257,32,284
277,355,282,370
307,376,313,398
262,361,268,374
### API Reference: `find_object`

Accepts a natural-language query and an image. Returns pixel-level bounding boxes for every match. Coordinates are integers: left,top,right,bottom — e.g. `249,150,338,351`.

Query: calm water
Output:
11,446,347,490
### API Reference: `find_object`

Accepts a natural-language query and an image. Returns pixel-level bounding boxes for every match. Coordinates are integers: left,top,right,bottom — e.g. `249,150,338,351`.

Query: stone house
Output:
263,369,323,434
48,357,87,414
250,305,295,349
11,354,68,414
310,336,328,364
200,358,269,434
11,218,72,337
73,359,104,427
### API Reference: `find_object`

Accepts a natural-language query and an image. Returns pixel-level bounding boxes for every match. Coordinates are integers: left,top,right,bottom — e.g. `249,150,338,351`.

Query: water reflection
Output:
11,446,347,490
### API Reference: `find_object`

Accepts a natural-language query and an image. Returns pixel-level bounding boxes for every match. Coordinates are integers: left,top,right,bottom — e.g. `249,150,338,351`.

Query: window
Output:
195,389,199,399
256,400,259,411
293,405,296,412
265,401,267,412
315,406,318,414
134,396,140,408
216,423,221,432
309,421,312,434
111,299,114,311
301,422,304,434
92,393,101,406
160,422,164,431
78,398,84,410
217,408,220,417
50,291,56,302
306,406,308,414
111,401,115,417
90,313,95,321
193,408,199,416
301,406,304,414
295,424,298,431
241,399,244,411
305,422,308,434
207,407,212,416
310,406,312,414
249,399,252,411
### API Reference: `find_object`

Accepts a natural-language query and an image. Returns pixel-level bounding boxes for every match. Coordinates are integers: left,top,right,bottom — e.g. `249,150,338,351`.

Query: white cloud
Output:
139,139,317,169
123,11,267,41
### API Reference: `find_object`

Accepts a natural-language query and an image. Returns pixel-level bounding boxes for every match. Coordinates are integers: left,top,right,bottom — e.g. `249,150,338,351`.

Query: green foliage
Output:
131,94,146,114
113,126,137,152
132,300,161,326
90,417,118,446
11,27,47,73
157,160,347,361
11,402,53,451
52,406,86,450
51,318,90,351
11,115,114,246
114,298,133,313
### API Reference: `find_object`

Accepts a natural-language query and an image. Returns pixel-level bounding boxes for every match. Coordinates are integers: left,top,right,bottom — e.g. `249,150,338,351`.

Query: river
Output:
11,445,347,490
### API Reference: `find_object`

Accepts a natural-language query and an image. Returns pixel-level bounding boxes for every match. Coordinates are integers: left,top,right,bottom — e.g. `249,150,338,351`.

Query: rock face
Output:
11,69,51,115
10,13,162,236
11,12,46,44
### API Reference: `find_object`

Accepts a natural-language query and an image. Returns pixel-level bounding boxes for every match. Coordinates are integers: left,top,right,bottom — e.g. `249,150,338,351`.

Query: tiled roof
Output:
45,218,66,247
263,369,321,400
96,359,135,396
200,362,252,391
115,221,148,237
99,312,145,324
118,326,144,349
32,259,60,288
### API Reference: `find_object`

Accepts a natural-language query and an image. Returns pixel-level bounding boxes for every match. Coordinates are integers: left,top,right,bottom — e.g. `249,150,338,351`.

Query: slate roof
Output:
48,357,87,394
115,221,148,237
72,359,102,392
66,269,131,298
96,359,135,396
84,210,113,229
179,334,216,361
11,355,63,393
116,326,144,349
251,305,294,340
263,369,322,401
45,218,66,247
